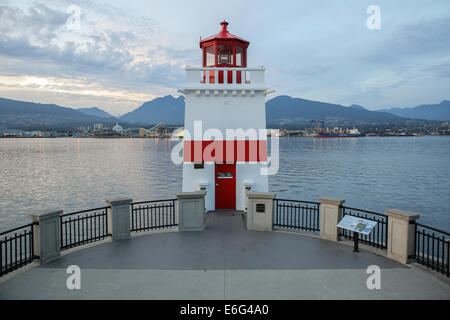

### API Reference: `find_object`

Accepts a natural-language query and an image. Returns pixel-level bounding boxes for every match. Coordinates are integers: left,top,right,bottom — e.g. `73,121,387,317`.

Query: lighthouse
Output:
179,21,271,211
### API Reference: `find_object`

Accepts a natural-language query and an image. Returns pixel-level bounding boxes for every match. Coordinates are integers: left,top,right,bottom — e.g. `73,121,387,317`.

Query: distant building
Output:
171,127,184,138
30,130,42,137
94,123,103,132
139,128,146,137
112,122,124,133
0,129,21,137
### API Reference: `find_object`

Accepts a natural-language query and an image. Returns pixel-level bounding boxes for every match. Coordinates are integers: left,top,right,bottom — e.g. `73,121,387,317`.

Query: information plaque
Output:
337,215,377,235
337,215,378,252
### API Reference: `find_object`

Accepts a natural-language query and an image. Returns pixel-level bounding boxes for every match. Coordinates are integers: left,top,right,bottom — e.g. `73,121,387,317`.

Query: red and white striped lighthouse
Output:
180,21,270,211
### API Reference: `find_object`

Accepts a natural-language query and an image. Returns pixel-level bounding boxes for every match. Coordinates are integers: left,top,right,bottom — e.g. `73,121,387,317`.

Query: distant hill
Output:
77,107,116,119
379,100,450,121
266,96,405,127
120,95,185,126
120,95,407,128
0,97,121,129
1,95,443,130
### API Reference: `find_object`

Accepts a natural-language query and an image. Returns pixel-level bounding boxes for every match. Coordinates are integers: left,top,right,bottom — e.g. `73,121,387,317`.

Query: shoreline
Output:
1,135,449,139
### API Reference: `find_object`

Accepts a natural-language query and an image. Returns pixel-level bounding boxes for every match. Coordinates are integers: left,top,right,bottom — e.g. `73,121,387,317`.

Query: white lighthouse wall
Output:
184,91,267,135
182,162,215,210
182,161,269,211
182,89,269,211
236,162,269,211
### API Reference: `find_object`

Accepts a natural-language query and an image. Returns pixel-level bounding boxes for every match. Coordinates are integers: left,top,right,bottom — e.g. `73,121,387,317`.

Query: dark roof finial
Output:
220,20,229,34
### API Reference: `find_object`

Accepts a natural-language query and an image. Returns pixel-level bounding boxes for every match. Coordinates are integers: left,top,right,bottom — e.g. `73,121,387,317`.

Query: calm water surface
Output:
0,136,449,232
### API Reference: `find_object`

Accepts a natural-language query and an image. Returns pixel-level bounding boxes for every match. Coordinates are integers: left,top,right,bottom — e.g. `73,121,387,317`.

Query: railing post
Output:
205,69,210,84
176,191,206,231
318,197,345,241
29,210,62,264
106,198,132,240
385,209,420,264
246,191,276,232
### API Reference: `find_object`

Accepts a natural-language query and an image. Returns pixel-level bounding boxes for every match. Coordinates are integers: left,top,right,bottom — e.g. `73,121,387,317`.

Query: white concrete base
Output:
319,197,345,242
246,191,275,232
385,209,420,264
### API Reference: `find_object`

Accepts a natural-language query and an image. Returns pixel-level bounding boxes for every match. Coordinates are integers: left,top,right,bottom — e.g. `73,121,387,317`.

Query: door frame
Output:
214,162,236,209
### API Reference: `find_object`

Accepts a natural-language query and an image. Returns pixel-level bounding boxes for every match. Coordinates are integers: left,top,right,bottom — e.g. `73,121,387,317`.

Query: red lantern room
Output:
200,21,249,83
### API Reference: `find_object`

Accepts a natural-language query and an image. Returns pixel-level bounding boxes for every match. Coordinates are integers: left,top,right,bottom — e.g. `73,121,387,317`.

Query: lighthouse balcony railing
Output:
185,67,265,87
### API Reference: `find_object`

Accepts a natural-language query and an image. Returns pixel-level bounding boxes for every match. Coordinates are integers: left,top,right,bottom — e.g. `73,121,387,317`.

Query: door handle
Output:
216,184,219,186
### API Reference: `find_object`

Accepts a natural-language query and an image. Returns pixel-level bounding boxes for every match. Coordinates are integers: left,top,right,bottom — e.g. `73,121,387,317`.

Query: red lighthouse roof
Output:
200,21,249,68
200,21,250,47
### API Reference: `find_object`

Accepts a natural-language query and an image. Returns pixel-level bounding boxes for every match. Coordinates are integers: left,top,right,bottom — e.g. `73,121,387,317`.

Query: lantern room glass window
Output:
236,46,243,66
205,46,215,66
217,45,233,65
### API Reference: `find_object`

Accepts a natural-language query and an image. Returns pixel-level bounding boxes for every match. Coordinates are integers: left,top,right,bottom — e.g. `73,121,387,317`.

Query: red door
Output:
215,163,236,209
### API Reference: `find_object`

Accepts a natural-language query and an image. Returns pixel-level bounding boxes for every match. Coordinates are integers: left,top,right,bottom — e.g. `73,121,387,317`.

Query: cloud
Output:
0,2,188,90
365,17,450,64
0,3,70,42
0,0,449,115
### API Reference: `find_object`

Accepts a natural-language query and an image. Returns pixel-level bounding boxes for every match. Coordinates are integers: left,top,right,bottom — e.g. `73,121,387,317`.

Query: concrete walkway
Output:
1,211,449,299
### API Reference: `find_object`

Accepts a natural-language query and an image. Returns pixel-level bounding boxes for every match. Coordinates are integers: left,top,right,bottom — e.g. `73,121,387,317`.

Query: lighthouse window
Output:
206,46,215,66
217,45,233,65
236,46,243,66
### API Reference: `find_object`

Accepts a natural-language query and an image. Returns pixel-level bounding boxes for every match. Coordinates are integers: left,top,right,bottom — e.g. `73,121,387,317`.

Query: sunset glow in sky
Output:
0,0,449,115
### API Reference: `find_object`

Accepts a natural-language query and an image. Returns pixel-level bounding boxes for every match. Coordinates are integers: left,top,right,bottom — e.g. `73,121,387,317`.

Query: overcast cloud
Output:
0,0,449,115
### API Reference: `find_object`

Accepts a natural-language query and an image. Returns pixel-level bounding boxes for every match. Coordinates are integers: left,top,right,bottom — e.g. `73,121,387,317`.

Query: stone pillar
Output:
29,210,62,264
177,191,206,231
319,197,345,241
385,209,420,264
106,198,132,240
246,191,276,232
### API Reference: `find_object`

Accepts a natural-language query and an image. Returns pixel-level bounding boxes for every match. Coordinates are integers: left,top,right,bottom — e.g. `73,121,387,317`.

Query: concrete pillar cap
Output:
385,209,420,221
318,197,345,206
246,191,276,199
29,209,63,222
106,198,133,206
176,191,206,199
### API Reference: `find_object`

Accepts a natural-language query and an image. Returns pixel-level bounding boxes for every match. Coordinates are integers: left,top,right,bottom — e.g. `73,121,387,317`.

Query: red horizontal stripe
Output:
183,140,267,162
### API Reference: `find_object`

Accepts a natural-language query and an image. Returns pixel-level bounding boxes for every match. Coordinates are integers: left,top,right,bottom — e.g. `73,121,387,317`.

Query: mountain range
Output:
77,107,116,119
379,100,450,121
119,95,185,125
0,98,121,129
1,95,448,130
265,96,405,127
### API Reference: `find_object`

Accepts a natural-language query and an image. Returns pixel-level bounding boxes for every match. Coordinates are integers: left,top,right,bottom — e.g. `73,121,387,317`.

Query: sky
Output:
0,0,449,116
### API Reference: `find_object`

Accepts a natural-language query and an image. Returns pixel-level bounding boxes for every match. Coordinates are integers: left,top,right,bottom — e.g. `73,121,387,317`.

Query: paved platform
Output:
1,211,449,299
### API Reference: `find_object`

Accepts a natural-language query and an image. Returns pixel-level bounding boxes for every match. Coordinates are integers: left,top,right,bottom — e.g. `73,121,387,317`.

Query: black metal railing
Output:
130,199,178,232
60,207,110,250
273,199,320,232
0,223,38,277
340,206,388,249
414,223,449,277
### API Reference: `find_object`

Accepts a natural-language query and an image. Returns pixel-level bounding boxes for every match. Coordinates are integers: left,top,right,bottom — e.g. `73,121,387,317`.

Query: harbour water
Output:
0,136,449,232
